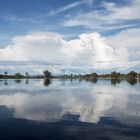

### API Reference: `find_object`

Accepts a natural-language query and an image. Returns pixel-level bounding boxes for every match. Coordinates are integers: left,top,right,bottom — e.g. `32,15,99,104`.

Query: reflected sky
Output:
0,79,140,125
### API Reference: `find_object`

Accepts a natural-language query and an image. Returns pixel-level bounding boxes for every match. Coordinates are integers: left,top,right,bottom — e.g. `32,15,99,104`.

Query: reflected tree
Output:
127,79,137,85
91,78,98,83
25,79,29,84
111,79,121,85
15,79,21,84
4,79,8,86
87,78,98,84
43,78,51,87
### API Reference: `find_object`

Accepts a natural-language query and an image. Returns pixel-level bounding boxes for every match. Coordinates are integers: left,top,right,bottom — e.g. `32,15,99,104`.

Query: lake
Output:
0,79,140,140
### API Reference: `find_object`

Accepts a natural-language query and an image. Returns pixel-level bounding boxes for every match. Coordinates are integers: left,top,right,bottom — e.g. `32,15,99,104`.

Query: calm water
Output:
0,79,140,140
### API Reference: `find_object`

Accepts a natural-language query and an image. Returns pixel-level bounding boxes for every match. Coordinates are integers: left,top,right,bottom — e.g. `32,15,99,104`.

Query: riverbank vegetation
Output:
0,70,140,80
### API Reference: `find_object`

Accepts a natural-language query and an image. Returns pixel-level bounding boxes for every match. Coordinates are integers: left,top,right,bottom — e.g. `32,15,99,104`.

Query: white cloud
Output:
0,32,65,62
63,0,140,30
0,28,140,73
48,1,82,16
101,0,140,20
48,0,95,16
107,28,140,63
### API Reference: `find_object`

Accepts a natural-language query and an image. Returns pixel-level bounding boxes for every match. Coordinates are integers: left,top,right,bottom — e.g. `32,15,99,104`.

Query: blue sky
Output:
0,0,140,74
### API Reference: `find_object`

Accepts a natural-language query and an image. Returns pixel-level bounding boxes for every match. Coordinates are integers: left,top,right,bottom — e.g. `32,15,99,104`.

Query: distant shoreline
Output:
0,71,140,80
0,77,139,80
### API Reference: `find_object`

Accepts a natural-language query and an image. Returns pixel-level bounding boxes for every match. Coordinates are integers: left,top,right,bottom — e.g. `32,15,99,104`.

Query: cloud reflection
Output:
0,80,139,124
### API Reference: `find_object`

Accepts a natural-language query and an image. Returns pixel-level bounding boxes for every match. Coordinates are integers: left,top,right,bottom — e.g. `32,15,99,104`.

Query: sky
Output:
0,0,140,75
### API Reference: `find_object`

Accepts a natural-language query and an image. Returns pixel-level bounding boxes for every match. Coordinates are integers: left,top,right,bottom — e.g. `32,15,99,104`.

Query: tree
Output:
110,71,121,79
138,73,140,79
0,74,3,78
127,71,137,79
25,72,29,78
84,72,98,79
15,73,24,79
91,72,98,78
4,71,8,78
70,73,73,78
4,71,8,75
43,70,51,79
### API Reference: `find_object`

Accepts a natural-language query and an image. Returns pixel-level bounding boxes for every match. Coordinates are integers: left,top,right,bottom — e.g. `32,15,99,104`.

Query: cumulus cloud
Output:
0,32,65,62
107,28,140,69
0,29,139,73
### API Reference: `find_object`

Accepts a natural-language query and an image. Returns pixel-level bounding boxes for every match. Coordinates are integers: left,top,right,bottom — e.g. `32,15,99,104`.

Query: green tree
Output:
91,72,98,78
15,73,24,79
110,71,121,79
25,72,29,78
43,70,51,79
127,71,137,79
70,73,73,78
4,71,8,78
4,71,8,75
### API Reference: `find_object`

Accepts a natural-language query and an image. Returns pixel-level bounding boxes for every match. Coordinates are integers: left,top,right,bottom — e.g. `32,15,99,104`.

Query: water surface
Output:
0,79,140,140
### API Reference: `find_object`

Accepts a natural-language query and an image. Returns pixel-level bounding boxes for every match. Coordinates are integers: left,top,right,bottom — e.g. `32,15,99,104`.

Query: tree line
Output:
0,70,140,80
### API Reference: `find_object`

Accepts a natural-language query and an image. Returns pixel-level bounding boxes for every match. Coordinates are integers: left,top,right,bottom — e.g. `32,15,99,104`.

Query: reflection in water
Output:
15,79,22,84
127,78,137,85
1,114,140,140
43,78,51,87
0,105,14,118
110,79,121,85
0,79,139,123
0,78,139,86
25,79,29,84
0,79,140,139
86,78,98,84
4,79,8,86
